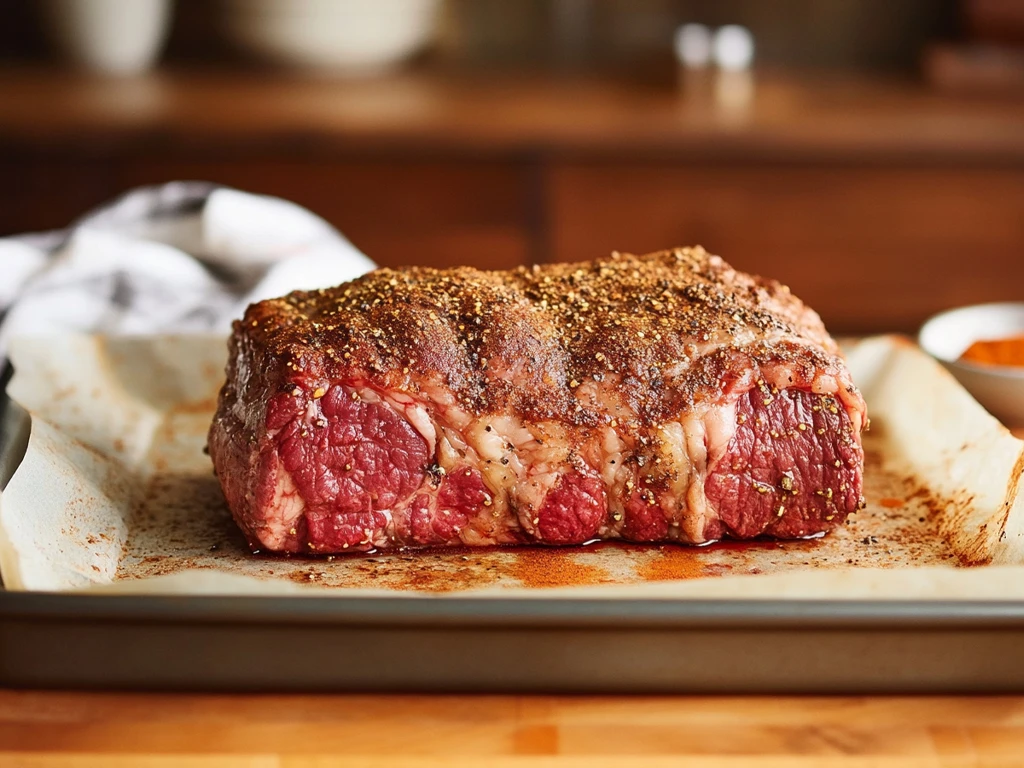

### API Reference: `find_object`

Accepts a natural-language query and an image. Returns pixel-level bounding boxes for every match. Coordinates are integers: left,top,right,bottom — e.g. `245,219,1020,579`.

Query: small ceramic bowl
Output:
919,302,1024,426
222,0,441,75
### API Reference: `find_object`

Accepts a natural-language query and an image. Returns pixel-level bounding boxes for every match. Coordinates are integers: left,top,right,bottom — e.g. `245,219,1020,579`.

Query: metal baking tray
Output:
4,373,1024,693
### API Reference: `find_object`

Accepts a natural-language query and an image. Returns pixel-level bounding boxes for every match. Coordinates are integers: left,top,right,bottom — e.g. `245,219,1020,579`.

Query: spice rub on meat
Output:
208,246,867,554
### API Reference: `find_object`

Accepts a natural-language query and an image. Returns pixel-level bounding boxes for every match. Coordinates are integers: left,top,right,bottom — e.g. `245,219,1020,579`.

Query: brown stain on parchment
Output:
887,467,979,565
361,547,611,592
503,547,609,589
953,444,1024,564
995,446,1024,550
927,443,1024,567
634,547,712,581
259,543,616,593
933,490,985,566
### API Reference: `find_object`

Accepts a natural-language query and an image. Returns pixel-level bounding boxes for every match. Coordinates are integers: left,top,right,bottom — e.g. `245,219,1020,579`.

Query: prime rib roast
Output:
208,247,867,554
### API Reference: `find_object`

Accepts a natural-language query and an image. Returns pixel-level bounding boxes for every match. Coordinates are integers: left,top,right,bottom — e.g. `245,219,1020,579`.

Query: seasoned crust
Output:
233,247,851,426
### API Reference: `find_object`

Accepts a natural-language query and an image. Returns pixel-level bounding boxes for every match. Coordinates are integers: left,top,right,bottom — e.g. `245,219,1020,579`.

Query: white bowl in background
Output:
42,0,173,75
222,0,441,74
919,302,1024,426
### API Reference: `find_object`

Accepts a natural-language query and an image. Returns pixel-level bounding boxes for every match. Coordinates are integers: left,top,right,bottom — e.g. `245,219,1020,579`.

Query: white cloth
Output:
0,182,376,355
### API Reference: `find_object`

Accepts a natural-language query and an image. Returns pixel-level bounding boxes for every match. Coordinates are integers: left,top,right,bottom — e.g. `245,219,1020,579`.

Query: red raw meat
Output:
208,247,866,554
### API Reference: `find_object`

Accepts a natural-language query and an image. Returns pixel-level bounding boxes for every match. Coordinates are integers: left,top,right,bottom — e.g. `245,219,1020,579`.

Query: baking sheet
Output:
2,334,1024,597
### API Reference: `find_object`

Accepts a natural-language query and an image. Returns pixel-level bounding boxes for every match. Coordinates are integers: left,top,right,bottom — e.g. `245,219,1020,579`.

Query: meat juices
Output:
208,247,867,554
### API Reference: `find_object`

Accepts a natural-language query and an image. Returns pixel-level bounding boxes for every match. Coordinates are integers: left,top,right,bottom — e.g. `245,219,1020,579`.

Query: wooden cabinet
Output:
1,70,1022,334
117,157,537,271
0,155,113,236
5,154,1024,333
550,162,1024,333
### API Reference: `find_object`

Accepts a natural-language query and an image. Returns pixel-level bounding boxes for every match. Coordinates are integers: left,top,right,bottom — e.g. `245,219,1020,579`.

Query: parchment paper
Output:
2,334,1024,597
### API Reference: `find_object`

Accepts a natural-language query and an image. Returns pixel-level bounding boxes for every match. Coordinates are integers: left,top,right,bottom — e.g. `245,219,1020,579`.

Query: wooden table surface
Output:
3,691,1024,766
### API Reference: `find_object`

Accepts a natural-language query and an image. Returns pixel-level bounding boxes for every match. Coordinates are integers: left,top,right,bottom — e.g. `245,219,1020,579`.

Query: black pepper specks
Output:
237,246,847,427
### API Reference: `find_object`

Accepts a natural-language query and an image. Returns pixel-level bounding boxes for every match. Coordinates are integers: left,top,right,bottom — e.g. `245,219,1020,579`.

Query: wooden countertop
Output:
2,67,1023,162
3,691,1024,765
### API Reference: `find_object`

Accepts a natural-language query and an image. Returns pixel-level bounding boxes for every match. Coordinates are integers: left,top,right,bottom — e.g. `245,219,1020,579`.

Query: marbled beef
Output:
208,247,866,553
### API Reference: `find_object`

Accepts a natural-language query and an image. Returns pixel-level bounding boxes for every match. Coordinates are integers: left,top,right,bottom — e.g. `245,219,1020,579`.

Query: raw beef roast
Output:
209,247,866,553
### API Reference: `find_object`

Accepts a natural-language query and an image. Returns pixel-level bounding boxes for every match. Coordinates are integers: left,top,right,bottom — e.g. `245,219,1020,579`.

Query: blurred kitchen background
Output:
0,0,1022,334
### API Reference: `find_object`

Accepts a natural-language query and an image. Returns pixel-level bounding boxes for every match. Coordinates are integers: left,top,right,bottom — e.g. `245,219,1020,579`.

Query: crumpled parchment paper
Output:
2,334,1023,598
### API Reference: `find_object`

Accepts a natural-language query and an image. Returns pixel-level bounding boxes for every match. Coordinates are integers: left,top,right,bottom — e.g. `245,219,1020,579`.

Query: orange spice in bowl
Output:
919,303,1024,426
959,335,1024,368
